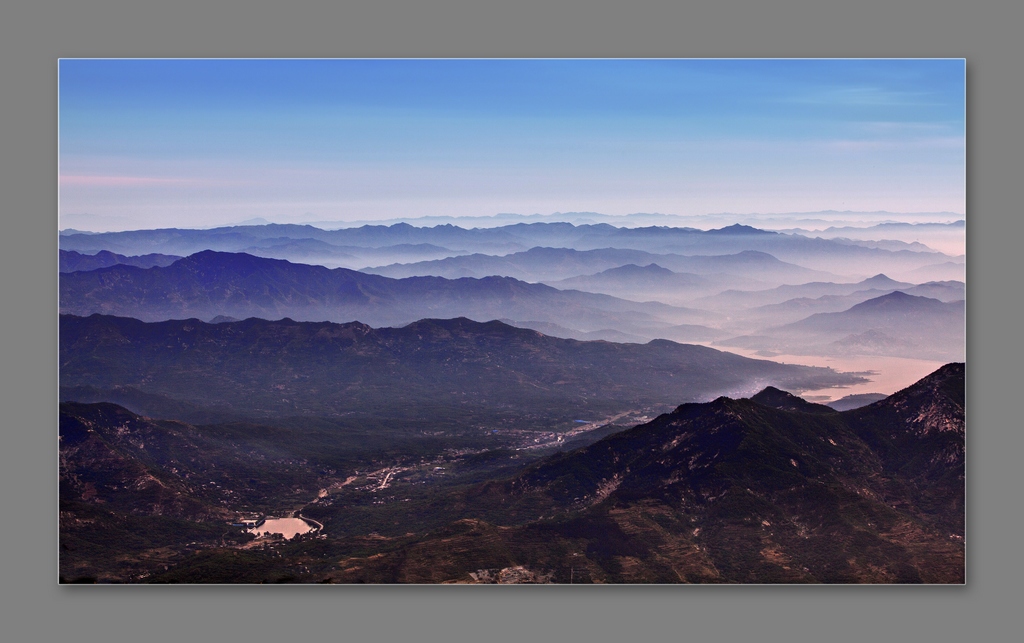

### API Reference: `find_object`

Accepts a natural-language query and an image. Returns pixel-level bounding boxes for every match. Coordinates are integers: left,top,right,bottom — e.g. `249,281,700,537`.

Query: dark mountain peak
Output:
826,392,888,411
60,248,183,273
396,316,535,338
884,362,962,411
601,263,674,277
847,290,943,312
730,250,782,262
861,273,902,287
750,386,837,414
708,224,775,235
860,362,964,433
184,249,274,265
750,385,793,404
170,250,332,283
402,316,487,330
520,246,575,258
915,361,964,389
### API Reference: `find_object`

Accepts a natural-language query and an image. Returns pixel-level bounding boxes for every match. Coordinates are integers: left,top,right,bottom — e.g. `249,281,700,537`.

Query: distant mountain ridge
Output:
738,280,965,328
60,249,182,272
718,291,965,360
694,274,917,310
365,247,834,285
58,221,958,276
58,250,719,336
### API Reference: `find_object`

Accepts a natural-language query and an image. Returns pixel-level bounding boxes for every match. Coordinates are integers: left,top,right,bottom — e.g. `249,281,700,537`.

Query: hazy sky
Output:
58,59,965,231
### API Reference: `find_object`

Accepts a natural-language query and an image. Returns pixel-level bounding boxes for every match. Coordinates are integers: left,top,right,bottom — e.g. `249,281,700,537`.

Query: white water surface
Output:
249,517,314,540
706,346,949,403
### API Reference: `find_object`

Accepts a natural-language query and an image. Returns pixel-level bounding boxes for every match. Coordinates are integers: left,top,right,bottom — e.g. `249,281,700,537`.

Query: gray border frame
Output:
4,1,1021,642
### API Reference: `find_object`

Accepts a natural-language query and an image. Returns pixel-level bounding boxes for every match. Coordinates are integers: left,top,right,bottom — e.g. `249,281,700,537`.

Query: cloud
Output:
59,174,197,187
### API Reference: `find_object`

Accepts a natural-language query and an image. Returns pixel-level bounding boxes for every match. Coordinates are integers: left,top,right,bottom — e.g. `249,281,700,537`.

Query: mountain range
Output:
60,313,863,426
717,291,965,361
56,218,966,584
694,273,916,310
59,251,965,362
365,247,834,286
737,281,965,328
60,249,182,273
58,250,724,336
58,221,960,278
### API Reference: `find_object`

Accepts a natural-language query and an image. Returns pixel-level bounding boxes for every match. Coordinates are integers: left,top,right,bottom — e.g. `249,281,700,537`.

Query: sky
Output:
58,59,966,231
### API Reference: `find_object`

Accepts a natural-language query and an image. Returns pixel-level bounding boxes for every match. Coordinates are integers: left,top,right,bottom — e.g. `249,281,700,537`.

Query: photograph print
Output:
58,59,965,583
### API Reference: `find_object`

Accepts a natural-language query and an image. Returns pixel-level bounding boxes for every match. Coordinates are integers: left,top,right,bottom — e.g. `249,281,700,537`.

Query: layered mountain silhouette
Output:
56,219,967,584
58,250,719,335
60,249,182,273
59,314,862,424
241,238,465,267
718,291,965,360
366,247,833,285
553,263,703,288
739,280,964,328
694,274,915,310
58,221,958,276
545,263,748,305
825,392,889,411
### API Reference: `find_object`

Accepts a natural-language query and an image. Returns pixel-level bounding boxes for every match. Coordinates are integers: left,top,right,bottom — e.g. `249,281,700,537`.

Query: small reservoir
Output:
249,516,315,540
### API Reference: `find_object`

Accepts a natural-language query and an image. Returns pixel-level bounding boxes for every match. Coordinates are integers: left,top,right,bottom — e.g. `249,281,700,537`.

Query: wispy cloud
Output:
59,174,197,187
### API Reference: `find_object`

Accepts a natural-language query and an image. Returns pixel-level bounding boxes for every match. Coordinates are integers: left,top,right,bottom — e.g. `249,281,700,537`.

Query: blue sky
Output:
58,59,965,230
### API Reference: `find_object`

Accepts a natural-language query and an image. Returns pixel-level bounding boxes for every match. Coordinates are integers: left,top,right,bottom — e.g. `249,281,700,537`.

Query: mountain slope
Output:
61,364,963,584
59,314,863,424
319,364,964,583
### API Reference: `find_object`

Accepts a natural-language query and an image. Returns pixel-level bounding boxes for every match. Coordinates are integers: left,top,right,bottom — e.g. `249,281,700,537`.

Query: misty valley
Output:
58,220,965,583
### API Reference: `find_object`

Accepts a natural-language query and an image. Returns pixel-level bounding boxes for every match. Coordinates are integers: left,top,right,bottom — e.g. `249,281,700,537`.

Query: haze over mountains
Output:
364,247,836,286
59,221,962,279
58,219,965,583
58,251,723,338
56,219,966,406
189,210,961,234
718,291,965,361
60,243,964,361
56,46,967,588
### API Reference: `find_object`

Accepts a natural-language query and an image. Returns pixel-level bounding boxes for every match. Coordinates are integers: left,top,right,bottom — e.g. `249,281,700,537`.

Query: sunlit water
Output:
249,517,314,539
704,346,949,403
